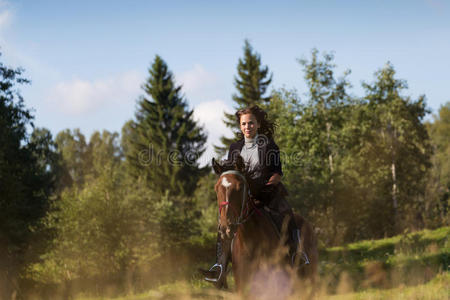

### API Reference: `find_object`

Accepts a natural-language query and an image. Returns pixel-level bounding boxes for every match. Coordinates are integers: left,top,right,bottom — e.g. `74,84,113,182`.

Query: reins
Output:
219,170,257,227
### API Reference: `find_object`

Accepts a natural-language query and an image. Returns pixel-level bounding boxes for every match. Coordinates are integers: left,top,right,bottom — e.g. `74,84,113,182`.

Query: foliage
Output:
54,128,91,188
0,55,57,297
356,62,432,235
193,172,218,227
266,50,354,244
29,130,204,295
30,169,161,285
125,55,207,196
215,39,273,155
424,102,450,228
267,53,433,245
30,128,64,193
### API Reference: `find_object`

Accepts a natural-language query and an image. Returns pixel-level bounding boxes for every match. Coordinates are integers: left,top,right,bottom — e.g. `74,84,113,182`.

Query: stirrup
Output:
204,263,223,283
291,251,310,266
292,229,310,266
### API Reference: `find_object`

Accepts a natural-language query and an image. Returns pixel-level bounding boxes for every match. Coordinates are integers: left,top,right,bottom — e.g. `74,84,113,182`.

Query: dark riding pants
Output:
258,183,299,236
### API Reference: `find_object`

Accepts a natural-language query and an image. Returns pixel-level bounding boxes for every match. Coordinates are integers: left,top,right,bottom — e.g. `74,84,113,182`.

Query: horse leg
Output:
232,235,252,294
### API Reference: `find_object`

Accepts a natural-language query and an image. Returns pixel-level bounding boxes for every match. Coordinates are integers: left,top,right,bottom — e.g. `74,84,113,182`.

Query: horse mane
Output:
212,156,249,178
215,159,236,172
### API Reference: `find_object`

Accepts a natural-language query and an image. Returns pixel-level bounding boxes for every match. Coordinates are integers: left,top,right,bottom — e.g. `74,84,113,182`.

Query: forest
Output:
0,41,448,299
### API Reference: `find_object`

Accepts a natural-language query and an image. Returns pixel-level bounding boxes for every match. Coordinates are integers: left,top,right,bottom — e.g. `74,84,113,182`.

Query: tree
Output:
215,40,273,155
424,102,450,227
265,50,354,244
125,55,207,196
298,49,352,180
88,130,123,178
0,55,53,298
32,152,161,294
357,62,432,235
30,127,64,193
54,129,90,188
30,129,203,295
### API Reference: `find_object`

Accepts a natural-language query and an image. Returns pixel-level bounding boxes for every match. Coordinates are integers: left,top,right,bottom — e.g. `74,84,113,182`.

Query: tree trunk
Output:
326,121,334,184
391,160,398,217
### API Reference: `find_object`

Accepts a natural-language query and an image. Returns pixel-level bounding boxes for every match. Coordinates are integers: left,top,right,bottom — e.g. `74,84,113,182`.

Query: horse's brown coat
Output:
213,158,318,294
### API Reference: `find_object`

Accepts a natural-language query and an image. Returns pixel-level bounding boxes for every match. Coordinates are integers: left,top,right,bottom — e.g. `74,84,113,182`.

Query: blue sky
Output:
1,0,449,162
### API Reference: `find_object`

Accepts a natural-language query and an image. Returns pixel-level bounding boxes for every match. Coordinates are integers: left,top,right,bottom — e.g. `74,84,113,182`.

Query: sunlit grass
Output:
72,227,449,299
328,272,450,300
75,272,449,299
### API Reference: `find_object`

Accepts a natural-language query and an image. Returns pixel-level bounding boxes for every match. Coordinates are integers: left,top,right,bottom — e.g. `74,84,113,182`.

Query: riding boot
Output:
288,218,310,266
199,232,227,283
264,182,310,266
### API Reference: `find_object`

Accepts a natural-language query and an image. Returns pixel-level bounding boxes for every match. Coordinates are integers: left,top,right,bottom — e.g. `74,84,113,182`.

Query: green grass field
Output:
72,227,449,300
76,273,449,300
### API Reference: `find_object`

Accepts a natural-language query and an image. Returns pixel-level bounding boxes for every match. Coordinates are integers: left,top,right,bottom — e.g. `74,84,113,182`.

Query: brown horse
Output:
211,156,318,295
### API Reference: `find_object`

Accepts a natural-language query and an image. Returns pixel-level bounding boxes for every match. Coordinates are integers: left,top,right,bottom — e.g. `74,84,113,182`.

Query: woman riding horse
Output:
202,105,309,283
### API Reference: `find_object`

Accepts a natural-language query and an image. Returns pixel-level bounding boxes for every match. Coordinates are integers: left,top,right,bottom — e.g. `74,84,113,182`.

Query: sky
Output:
1,0,449,163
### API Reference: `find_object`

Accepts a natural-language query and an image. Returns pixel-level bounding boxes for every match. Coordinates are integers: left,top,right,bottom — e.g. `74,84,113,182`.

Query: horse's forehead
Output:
221,176,232,188
216,174,240,191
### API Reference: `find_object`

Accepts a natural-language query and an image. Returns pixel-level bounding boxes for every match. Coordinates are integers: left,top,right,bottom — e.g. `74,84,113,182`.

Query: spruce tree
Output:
215,40,273,155
125,55,207,196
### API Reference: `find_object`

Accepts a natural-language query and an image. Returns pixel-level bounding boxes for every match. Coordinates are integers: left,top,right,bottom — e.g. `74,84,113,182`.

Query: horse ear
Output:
212,158,222,175
235,155,245,173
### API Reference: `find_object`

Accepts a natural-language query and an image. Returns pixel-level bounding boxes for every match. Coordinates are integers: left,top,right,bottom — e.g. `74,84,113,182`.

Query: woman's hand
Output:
266,173,281,186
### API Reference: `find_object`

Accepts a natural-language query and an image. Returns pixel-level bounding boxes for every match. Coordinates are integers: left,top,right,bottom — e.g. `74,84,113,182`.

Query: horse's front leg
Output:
232,235,252,294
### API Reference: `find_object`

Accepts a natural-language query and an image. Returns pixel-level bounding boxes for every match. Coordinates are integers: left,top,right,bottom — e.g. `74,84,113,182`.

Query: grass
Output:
71,226,449,299
320,227,449,292
75,273,449,300
328,272,450,300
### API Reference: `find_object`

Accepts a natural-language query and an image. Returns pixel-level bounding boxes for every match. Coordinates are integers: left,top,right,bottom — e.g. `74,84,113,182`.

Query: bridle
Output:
218,170,254,230
208,169,262,283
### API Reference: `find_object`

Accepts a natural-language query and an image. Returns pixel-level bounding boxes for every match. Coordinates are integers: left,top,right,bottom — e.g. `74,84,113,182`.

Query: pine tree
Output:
215,40,273,155
125,55,207,196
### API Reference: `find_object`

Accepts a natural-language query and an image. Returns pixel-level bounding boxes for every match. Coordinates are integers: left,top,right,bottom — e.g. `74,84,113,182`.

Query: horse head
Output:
212,156,248,240
212,156,245,175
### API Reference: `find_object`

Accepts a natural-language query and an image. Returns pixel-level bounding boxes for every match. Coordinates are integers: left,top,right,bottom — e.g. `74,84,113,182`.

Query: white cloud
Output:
177,64,217,94
47,71,142,115
0,0,12,39
0,7,11,31
176,64,225,106
193,99,233,164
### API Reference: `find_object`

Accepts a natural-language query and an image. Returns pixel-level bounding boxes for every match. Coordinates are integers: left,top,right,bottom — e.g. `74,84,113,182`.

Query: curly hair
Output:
235,105,275,139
